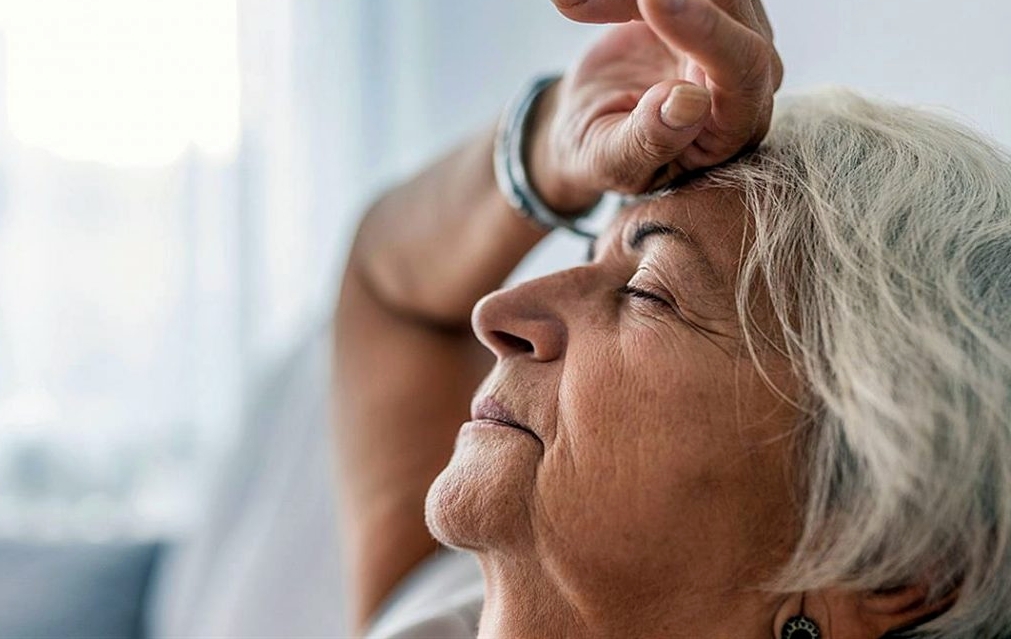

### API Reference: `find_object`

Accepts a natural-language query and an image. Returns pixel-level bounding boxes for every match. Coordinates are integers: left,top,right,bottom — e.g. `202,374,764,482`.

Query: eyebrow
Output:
588,220,724,287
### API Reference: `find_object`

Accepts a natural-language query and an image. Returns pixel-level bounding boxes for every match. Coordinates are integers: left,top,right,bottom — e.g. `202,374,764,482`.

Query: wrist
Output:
526,80,601,216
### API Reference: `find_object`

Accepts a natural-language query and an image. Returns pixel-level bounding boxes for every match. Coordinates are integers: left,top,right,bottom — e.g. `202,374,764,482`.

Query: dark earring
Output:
781,615,821,639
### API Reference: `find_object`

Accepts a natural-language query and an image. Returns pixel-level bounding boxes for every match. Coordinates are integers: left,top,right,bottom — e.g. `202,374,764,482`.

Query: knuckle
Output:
609,129,672,190
602,155,643,191
598,153,643,192
737,38,774,87
631,124,677,163
710,121,760,156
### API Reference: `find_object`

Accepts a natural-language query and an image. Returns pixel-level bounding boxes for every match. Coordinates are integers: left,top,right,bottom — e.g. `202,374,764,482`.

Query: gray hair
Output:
704,89,1011,638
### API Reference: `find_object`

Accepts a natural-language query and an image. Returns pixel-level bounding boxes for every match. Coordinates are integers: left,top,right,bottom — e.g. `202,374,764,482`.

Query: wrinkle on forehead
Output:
592,184,748,289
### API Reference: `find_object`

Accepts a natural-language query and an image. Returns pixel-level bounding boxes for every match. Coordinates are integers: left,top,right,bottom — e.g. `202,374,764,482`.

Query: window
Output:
0,0,242,541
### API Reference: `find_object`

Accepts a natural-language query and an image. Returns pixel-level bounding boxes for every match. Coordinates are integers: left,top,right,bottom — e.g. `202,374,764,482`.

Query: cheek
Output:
557,322,731,475
533,328,712,546
531,323,799,584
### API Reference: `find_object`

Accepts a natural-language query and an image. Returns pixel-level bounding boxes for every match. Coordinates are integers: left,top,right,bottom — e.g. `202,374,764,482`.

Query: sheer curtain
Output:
3,0,1008,634
0,0,592,539
149,1,596,636
0,0,595,632
0,0,246,540
157,1,1009,634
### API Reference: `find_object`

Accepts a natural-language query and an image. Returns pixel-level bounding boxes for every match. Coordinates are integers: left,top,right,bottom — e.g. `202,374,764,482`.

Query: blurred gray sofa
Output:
0,541,161,638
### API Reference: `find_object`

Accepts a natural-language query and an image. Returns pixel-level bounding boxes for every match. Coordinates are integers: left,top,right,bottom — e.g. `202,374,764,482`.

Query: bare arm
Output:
333,125,547,632
333,0,780,632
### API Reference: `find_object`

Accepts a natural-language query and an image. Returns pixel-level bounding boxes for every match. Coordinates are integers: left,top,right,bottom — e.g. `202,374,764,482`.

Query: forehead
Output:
595,185,750,281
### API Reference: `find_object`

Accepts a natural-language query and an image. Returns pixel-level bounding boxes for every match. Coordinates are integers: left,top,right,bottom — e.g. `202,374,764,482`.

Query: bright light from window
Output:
0,0,239,166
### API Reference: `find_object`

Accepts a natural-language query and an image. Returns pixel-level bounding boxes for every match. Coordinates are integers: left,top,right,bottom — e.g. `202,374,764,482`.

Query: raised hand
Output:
530,0,781,213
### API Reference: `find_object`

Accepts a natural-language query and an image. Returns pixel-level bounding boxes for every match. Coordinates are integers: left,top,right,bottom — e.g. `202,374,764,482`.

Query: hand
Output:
530,0,782,214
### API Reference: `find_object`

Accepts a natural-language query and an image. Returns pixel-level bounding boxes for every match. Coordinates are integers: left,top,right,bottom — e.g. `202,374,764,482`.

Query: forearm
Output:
333,3,780,618
349,124,548,328
334,122,551,631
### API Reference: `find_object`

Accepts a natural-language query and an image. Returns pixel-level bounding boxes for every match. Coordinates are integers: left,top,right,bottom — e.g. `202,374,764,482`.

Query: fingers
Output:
551,0,642,23
637,0,779,160
588,80,711,191
638,0,773,92
721,0,781,88
745,0,783,88
748,0,775,40
552,0,781,191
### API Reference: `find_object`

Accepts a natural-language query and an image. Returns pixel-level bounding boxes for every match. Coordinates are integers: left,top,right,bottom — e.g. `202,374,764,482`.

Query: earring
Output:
781,615,821,639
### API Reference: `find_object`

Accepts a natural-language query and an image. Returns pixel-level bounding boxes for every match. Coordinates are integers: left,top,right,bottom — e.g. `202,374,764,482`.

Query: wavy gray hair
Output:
705,89,1011,638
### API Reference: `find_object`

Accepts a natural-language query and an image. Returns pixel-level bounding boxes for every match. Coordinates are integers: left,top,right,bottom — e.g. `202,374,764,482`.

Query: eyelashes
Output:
619,283,732,343
618,276,736,345
617,283,675,310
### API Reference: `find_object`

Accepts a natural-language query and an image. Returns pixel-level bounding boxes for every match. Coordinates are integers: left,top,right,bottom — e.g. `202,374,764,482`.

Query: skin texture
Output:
334,4,782,628
425,189,804,638
530,0,782,214
333,0,949,635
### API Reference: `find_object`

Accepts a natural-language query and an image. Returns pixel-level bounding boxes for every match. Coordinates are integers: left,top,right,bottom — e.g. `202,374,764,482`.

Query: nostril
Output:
492,330,534,354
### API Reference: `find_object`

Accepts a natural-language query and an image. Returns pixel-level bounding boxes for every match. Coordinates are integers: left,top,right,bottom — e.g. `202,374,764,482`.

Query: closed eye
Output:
618,284,673,309
619,283,735,345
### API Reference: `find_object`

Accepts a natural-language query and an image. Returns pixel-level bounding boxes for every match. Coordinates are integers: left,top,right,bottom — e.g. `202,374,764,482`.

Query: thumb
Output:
593,80,711,192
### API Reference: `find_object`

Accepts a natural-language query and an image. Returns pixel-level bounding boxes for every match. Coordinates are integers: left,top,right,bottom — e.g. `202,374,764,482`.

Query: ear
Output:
852,583,957,637
772,585,956,639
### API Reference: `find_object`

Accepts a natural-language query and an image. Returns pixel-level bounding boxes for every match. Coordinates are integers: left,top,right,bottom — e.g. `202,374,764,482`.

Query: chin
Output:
424,428,537,550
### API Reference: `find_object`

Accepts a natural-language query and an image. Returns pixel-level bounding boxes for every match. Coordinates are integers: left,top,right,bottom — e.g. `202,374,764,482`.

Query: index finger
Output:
639,0,773,92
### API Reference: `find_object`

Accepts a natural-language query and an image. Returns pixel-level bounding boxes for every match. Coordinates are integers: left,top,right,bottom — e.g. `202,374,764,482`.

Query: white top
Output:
364,550,484,639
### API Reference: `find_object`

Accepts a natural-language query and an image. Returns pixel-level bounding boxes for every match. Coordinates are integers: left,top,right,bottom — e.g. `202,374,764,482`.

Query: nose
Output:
471,275,571,363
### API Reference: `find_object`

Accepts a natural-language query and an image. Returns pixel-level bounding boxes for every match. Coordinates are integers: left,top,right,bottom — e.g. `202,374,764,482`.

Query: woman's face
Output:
426,187,801,612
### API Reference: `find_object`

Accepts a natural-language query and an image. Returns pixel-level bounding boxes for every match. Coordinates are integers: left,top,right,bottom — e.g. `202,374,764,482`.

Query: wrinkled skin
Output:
427,188,803,638
531,0,782,213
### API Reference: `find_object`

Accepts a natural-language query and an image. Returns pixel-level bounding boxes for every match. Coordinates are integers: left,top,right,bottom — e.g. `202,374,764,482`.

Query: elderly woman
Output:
334,0,1011,637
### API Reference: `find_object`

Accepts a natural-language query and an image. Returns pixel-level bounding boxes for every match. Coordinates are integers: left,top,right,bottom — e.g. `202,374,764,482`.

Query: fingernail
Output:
665,0,688,11
661,84,710,129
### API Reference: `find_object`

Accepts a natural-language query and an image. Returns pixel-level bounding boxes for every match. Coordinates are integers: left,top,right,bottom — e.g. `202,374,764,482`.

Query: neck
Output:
474,552,782,639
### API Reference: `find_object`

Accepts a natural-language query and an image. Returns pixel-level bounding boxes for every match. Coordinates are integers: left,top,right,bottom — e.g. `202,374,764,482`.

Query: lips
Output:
471,396,540,441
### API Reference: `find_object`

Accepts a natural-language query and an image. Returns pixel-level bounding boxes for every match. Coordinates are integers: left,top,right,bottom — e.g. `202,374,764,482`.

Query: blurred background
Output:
0,0,1008,636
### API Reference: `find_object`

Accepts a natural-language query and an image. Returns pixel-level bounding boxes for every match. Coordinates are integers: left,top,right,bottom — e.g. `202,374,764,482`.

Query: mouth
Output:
470,396,540,442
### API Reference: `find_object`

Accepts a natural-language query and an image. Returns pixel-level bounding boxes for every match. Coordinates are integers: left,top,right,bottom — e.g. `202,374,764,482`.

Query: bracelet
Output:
493,74,623,239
